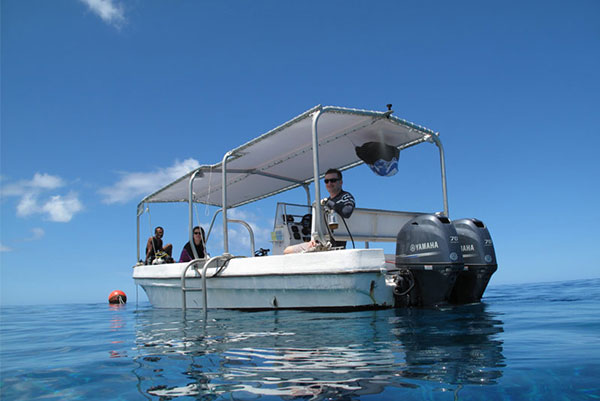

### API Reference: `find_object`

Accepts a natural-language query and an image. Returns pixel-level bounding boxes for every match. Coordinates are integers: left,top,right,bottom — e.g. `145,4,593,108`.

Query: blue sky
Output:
1,0,599,305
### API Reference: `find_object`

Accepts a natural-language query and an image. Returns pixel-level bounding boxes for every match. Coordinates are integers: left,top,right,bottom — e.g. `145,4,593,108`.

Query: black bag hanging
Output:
355,142,399,177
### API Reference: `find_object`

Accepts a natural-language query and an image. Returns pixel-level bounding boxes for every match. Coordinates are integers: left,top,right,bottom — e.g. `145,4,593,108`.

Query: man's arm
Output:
328,192,355,218
146,237,154,261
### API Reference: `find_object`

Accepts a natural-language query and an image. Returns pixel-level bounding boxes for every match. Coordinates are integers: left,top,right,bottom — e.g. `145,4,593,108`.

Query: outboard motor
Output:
450,218,497,304
394,214,464,307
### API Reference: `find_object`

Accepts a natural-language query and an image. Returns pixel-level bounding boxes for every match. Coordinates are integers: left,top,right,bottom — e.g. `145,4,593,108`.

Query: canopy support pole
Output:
221,151,234,254
311,109,326,243
188,170,201,259
431,135,449,217
303,184,311,206
136,203,144,262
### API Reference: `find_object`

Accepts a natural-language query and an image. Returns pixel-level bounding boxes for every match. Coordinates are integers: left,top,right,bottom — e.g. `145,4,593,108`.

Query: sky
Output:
1,0,599,305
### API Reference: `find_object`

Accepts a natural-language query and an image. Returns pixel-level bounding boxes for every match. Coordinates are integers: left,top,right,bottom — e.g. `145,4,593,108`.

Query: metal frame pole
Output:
136,203,143,262
188,170,201,259
228,219,255,256
303,184,311,206
221,151,234,254
431,135,449,217
311,109,325,243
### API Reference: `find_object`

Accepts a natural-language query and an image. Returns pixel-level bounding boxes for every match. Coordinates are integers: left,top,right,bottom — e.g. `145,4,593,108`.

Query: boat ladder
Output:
180,254,234,312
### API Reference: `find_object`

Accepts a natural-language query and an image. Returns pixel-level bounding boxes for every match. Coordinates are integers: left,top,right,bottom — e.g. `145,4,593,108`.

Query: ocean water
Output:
1,279,599,400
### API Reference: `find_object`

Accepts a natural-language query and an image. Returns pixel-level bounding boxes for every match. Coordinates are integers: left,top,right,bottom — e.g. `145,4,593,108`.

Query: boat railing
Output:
205,208,223,243
205,208,255,257
227,219,255,256
330,207,425,243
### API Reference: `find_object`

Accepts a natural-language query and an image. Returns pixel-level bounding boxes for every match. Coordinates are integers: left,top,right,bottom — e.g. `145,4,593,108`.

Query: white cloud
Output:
30,173,65,190
2,173,64,197
42,193,84,222
79,0,125,27
0,229,45,253
26,228,46,241
3,173,83,223
16,193,39,217
99,158,200,204
16,192,83,222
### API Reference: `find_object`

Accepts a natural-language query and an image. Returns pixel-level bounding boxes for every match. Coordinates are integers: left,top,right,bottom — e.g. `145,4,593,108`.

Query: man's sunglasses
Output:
324,178,339,184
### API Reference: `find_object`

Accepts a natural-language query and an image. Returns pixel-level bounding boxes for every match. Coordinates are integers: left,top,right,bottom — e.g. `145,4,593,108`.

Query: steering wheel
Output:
300,214,312,235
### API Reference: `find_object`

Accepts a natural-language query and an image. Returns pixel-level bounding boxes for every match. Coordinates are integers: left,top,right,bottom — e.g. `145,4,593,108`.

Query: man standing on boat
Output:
322,168,355,248
145,226,173,264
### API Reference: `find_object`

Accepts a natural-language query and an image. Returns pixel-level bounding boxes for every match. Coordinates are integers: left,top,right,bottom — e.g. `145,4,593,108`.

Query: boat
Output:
132,105,497,310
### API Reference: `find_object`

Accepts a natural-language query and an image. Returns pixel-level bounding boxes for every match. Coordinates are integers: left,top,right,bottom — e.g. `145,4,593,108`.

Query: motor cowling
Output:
450,218,497,304
395,214,464,307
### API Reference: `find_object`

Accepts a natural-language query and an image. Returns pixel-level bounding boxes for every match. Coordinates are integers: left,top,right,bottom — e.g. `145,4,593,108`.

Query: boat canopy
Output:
140,105,440,209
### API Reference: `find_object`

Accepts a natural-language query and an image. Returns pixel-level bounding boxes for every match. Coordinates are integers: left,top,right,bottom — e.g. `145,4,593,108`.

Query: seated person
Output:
284,238,317,255
323,168,355,248
179,226,206,262
284,168,355,254
145,226,173,264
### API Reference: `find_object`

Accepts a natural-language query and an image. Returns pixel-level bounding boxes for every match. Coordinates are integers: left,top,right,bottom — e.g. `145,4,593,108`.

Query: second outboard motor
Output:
450,218,497,304
395,214,464,307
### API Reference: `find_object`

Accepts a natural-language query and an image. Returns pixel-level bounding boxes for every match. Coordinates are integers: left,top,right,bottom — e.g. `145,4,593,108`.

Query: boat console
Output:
271,203,313,255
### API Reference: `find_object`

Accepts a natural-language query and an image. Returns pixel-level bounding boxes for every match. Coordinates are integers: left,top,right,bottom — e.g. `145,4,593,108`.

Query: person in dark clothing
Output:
323,168,355,248
179,226,206,262
323,169,355,218
284,168,355,254
145,226,173,264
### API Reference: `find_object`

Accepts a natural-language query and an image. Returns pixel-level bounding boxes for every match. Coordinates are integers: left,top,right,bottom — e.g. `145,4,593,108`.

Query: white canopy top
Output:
140,105,439,208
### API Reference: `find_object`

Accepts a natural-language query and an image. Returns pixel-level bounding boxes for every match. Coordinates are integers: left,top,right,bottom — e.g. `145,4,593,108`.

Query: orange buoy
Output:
108,290,127,304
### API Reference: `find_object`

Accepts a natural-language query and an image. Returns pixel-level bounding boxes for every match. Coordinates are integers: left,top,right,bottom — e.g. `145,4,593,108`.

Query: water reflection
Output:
133,304,504,399
391,304,505,386
108,304,128,359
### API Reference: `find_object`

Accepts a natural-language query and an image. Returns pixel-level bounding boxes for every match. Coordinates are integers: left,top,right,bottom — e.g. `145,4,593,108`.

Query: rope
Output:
393,269,415,296
340,215,355,249
146,204,159,261
205,165,213,216
194,203,209,257
145,204,164,262
322,206,355,249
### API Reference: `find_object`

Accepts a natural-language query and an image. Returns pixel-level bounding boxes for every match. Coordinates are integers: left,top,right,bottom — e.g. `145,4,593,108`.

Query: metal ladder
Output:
181,218,255,313
180,254,234,313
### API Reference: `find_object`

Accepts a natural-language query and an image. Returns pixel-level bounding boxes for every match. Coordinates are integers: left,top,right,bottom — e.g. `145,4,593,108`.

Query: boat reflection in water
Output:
133,304,504,399
391,304,505,387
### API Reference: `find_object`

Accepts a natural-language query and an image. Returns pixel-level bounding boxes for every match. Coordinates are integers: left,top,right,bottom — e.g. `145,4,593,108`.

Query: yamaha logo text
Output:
461,244,475,252
410,241,439,252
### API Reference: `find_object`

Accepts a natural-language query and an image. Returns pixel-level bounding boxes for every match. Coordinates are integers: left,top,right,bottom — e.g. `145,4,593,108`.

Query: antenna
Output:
384,104,393,117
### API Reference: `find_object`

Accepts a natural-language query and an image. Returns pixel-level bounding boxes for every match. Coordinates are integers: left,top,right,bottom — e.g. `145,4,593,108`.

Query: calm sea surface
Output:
1,279,599,400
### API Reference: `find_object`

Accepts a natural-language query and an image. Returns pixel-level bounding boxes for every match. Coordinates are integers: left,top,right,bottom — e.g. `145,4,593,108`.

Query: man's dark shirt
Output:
146,236,163,263
326,190,355,218
326,190,355,248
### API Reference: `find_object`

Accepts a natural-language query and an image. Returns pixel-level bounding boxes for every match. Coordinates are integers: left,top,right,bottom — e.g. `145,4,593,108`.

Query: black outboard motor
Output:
450,218,497,304
395,214,464,307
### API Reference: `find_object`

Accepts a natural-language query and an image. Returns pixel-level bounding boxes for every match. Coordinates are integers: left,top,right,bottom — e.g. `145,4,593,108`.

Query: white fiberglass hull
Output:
133,249,394,309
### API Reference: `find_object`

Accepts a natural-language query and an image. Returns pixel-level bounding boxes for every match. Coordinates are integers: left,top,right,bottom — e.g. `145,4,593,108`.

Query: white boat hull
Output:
133,249,395,309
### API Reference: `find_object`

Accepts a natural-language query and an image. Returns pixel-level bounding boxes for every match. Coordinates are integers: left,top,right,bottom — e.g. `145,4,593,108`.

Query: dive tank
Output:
395,214,464,307
450,218,497,304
